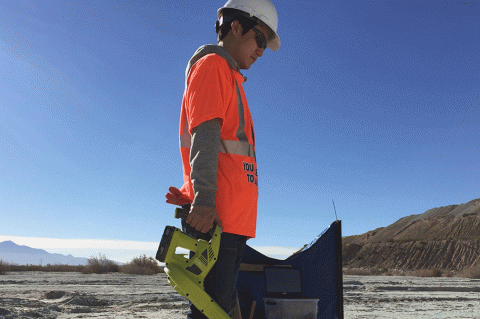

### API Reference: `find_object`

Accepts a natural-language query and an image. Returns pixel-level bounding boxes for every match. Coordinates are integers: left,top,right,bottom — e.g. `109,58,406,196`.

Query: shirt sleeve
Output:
185,54,233,134
190,118,221,208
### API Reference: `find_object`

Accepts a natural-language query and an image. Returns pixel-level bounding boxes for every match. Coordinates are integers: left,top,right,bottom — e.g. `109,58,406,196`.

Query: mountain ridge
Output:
342,198,480,270
0,241,89,266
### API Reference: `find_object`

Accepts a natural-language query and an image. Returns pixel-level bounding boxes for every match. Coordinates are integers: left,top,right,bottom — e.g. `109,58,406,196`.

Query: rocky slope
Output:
342,198,480,270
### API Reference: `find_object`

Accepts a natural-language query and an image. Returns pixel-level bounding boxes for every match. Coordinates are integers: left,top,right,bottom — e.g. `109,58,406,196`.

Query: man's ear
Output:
230,20,243,37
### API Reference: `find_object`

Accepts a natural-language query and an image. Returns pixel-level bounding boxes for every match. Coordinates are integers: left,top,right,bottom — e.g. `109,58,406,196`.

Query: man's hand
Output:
165,187,190,206
186,205,224,234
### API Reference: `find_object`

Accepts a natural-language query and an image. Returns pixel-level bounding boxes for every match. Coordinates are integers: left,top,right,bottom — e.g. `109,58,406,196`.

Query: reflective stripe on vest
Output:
180,73,255,159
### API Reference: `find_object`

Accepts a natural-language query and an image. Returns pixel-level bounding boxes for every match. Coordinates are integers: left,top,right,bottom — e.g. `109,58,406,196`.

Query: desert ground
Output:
1,272,479,318
344,275,480,318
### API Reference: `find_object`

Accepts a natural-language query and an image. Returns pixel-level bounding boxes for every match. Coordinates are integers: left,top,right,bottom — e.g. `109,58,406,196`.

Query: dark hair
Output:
215,9,258,42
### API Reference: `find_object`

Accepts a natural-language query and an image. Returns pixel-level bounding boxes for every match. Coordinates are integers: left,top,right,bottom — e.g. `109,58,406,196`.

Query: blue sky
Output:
1,0,479,263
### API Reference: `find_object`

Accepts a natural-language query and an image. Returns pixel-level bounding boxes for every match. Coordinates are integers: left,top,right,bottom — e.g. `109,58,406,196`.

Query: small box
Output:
263,298,319,319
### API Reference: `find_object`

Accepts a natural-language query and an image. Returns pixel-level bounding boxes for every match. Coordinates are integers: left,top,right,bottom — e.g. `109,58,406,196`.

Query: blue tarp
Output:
237,220,343,319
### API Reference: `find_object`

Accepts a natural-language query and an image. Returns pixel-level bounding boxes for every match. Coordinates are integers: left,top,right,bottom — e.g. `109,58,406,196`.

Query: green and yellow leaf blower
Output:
156,205,230,319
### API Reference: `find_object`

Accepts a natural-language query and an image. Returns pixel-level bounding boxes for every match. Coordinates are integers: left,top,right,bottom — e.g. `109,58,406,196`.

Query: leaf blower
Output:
156,204,230,319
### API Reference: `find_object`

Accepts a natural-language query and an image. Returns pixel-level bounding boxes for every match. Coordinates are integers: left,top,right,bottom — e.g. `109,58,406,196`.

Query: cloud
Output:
0,235,158,250
0,235,300,262
253,246,300,258
0,236,158,263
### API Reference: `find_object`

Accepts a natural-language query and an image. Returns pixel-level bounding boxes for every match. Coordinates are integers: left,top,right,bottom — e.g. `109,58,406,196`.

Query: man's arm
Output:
164,118,220,207
186,118,224,233
190,118,221,208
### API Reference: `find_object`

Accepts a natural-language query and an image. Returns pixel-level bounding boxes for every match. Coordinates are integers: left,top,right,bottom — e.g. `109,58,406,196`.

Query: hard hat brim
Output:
268,35,280,51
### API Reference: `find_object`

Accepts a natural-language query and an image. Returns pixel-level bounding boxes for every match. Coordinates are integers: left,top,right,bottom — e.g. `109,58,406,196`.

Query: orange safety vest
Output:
179,51,258,238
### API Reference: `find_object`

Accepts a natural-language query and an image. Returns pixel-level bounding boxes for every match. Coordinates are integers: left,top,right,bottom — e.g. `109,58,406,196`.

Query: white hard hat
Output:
218,0,281,51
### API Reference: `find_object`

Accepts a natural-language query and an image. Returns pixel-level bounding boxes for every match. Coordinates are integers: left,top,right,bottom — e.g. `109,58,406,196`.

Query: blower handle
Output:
174,204,191,219
175,204,217,237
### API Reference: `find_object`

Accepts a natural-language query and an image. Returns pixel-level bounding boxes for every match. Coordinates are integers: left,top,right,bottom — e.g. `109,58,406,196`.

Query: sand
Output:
1,272,480,318
0,271,188,318
344,275,480,318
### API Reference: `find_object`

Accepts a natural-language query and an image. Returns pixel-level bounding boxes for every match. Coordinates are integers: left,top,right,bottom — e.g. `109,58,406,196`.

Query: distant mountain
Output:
343,198,480,271
0,241,89,265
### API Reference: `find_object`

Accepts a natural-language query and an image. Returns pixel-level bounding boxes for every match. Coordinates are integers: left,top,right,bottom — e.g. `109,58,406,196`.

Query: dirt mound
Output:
66,294,109,307
0,308,11,316
44,291,67,300
343,198,480,270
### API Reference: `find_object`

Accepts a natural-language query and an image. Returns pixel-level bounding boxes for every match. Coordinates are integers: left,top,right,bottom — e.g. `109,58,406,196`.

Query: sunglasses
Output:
251,27,268,50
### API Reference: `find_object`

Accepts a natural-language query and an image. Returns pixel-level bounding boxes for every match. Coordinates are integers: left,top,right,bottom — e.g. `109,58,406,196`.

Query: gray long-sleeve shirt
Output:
190,118,221,208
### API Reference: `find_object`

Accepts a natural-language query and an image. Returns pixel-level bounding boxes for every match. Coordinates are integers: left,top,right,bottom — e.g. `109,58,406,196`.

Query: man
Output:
165,0,281,317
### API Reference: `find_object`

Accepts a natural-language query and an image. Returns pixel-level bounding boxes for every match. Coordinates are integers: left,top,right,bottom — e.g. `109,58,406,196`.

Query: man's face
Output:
232,23,269,70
